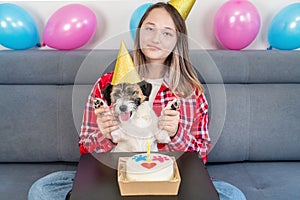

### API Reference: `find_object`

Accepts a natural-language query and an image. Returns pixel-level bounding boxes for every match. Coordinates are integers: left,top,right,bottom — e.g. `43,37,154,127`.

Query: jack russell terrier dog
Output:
94,81,180,152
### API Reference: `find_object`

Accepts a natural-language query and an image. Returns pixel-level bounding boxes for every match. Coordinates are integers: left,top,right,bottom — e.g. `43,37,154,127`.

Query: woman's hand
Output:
94,106,119,140
158,110,180,137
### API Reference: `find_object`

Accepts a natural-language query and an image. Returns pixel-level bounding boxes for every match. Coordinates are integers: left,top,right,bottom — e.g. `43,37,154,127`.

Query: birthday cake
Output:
126,153,174,181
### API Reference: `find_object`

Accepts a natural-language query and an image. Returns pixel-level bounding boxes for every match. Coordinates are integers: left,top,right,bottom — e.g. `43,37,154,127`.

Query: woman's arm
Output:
78,73,117,154
168,93,212,163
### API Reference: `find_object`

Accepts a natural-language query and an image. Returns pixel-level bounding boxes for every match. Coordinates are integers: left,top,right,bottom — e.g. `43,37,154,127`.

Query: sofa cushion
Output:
207,84,300,162
207,162,300,200
203,50,300,84
0,85,80,162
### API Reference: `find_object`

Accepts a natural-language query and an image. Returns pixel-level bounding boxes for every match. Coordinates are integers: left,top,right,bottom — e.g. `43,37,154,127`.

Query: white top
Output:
145,78,164,108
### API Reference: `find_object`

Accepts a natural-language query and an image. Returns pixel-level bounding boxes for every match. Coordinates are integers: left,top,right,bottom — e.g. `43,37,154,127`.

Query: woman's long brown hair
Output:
133,2,204,98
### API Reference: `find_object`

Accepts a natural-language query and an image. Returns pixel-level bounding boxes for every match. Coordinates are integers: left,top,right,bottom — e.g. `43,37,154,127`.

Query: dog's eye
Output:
112,93,121,98
132,90,138,95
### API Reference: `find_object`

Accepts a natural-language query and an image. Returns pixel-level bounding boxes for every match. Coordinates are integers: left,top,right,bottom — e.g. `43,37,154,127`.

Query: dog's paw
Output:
93,98,105,109
164,98,180,111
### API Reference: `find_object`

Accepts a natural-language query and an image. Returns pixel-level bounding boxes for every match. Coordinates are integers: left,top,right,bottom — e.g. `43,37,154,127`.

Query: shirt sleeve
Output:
78,73,115,154
169,93,212,164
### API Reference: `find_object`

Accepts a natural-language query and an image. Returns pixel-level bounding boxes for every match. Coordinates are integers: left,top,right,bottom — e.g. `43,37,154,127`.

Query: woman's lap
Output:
28,171,246,200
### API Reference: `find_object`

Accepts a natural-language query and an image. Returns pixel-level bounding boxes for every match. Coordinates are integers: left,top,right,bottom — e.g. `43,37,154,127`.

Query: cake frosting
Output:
126,153,174,181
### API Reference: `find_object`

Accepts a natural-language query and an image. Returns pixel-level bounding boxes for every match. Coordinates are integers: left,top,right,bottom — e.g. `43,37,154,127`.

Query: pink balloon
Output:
43,4,97,50
214,0,260,50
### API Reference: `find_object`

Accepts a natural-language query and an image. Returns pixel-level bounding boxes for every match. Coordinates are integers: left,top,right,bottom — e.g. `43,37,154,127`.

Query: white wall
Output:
0,0,299,50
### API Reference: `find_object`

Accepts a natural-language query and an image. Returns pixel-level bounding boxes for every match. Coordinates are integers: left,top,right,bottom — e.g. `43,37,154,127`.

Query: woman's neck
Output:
144,63,167,79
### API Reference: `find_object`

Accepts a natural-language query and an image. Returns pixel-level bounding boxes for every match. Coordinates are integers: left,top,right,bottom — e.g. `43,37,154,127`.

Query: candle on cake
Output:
146,140,151,162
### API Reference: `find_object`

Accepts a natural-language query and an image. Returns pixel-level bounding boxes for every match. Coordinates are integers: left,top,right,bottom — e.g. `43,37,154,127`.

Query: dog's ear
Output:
102,84,113,106
138,81,152,100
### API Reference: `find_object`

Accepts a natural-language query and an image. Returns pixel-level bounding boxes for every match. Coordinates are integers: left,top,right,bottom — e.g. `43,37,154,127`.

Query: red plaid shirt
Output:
79,72,211,163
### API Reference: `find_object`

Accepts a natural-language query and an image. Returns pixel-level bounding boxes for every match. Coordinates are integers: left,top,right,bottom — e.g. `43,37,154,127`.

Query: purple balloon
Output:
214,0,261,50
43,4,97,50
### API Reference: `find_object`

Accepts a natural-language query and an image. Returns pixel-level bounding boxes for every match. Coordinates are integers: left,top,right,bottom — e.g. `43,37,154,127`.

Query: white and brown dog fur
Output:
94,81,180,152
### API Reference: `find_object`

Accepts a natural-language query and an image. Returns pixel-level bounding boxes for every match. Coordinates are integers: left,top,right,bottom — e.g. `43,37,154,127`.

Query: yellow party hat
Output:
111,40,141,85
168,0,196,20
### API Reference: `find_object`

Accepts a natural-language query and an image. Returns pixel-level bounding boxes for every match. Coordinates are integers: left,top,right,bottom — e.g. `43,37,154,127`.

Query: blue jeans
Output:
28,171,246,200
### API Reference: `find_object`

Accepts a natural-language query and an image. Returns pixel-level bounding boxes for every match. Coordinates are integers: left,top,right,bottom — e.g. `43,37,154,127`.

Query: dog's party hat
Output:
168,0,195,20
111,40,141,85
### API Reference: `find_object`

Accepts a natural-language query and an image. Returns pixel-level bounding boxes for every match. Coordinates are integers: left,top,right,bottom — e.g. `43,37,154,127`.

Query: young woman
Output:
28,2,246,200
79,2,211,163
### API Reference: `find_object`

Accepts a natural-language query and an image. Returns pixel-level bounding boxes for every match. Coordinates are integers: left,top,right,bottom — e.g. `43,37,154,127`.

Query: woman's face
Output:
139,8,178,64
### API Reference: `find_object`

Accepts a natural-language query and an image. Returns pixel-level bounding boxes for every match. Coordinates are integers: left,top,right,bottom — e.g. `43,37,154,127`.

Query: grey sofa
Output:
0,50,299,200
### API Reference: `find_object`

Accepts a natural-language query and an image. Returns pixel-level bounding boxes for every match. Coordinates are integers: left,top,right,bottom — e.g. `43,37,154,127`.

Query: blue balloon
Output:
129,3,153,40
0,3,39,50
268,3,300,50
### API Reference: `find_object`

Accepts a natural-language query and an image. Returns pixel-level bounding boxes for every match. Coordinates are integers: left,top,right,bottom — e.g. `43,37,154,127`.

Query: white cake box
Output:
117,156,181,196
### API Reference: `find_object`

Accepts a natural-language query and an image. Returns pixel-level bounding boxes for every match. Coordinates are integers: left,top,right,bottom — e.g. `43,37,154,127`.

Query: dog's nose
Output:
119,105,127,112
